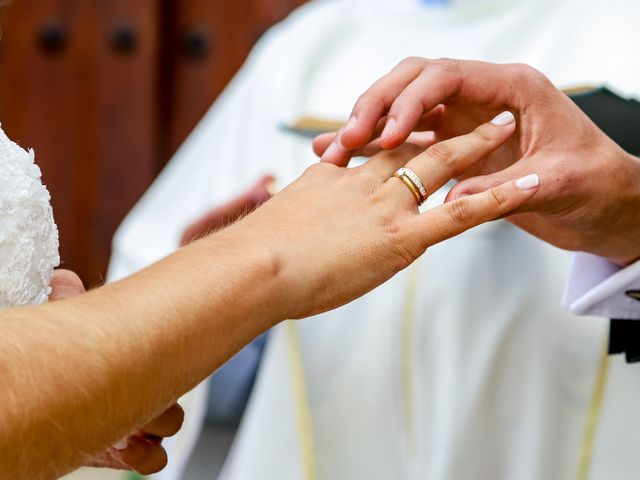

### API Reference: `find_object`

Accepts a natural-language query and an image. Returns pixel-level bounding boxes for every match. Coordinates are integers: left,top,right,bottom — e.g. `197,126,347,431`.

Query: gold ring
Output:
393,167,427,205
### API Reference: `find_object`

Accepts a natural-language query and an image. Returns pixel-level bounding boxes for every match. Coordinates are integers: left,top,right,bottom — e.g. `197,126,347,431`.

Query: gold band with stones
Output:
393,168,427,205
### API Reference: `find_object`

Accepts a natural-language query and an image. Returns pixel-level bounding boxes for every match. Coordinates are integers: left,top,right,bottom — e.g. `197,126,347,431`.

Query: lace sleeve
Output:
0,126,59,308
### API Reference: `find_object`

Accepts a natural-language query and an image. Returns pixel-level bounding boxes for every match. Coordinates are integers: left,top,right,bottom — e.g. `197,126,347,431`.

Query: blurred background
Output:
5,1,640,480
1,2,305,479
0,0,306,287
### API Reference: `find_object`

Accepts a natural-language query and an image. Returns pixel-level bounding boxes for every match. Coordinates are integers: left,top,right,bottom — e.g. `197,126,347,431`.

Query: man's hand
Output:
181,175,276,246
49,271,184,476
316,58,640,265
225,116,539,320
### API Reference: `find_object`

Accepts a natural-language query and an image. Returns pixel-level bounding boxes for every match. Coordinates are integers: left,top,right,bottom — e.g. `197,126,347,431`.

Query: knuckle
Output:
303,161,334,178
385,220,420,270
509,63,551,88
448,198,473,224
430,58,462,77
356,91,385,114
489,186,509,212
398,56,425,68
432,57,458,69
509,62,537,77
472,126,493,144
427,143,455,167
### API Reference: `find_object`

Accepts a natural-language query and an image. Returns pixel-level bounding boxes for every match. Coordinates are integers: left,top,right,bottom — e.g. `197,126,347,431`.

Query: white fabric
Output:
564,253,640,320
0,126,59,308
107,0,640,479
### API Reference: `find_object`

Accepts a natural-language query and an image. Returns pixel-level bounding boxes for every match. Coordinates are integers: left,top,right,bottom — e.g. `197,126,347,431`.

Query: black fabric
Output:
609,320,640,363
569,87,640,155
569,88,640,363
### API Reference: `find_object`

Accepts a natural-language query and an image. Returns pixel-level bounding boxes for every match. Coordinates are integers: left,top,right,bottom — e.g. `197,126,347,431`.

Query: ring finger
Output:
387,111,516,205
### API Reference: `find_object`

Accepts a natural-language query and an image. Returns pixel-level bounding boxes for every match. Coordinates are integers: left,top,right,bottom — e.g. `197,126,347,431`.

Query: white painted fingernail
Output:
113,438,129,450
381,117,396,138
344,115,357,132
491,111,515,126
265,178,279,196
515,174,540,190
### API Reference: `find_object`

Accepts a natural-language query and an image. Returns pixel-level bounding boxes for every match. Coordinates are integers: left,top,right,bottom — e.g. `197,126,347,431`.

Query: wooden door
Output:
0,0,307,287
162,0,309,158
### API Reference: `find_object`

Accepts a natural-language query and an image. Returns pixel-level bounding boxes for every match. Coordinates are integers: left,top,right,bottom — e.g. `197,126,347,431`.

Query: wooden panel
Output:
92,0,160,283
0,0,308,286
0,0,160,286
163,0,309,160
0,0,96,284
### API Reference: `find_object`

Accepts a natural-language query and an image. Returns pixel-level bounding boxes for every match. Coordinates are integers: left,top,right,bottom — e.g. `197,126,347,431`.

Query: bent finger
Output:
379,62,464,150
338,57,427,151
49,270,86,301
347,59,549,153
313,106,444,167
114,436,169,476
315,127,438,160
413,173,540,249
139,403,185,438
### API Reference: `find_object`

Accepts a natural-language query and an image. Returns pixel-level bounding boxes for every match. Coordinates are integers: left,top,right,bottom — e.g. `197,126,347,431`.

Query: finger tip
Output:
122,437,169,475
378,135,404,151
312,139,326,157
339,129,369,150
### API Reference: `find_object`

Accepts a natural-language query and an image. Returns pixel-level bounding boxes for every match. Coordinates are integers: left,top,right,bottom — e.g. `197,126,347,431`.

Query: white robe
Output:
107,0,640,478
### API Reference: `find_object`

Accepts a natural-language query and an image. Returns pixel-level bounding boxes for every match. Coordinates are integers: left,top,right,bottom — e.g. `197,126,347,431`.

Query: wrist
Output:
196,226,291,326
602,152,640,266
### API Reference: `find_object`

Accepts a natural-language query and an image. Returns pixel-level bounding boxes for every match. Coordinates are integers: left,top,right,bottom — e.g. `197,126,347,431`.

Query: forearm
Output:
0,230,281,479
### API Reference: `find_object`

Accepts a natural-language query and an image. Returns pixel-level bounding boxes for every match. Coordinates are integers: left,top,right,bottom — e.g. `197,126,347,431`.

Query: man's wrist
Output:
592,151,640,266
616,153,640,265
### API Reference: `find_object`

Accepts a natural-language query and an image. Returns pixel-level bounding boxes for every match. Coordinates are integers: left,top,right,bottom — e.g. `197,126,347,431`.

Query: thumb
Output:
49,270,86,301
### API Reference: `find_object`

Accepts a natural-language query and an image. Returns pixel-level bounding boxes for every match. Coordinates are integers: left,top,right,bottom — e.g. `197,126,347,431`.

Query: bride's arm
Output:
0,118,537,479
1,234,281,479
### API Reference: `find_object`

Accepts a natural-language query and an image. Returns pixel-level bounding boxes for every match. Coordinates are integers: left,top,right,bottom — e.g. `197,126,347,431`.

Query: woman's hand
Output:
49,271,184,476
221,116,539,320
315,58,640,265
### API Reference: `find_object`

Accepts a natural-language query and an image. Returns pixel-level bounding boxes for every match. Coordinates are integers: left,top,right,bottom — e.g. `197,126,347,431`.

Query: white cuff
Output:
563,252,640,319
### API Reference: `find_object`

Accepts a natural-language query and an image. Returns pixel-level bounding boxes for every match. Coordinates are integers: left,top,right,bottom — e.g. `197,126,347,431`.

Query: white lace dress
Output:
0,126,59,308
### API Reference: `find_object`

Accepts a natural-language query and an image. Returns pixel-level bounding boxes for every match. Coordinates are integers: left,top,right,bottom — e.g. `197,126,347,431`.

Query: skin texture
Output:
49,270,184,476
317,58,640,266
0,119,538,479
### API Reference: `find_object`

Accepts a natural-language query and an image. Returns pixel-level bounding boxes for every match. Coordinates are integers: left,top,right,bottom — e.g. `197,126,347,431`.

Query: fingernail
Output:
515,173,540,190
455,192,469,200
344,115,357,133
381,117,396,138
113,438,129,450
491,111,515,126
265,178,279,196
